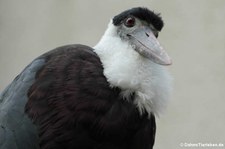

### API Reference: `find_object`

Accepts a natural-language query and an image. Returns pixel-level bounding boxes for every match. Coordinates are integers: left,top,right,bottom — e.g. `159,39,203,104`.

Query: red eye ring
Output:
124,17,135,27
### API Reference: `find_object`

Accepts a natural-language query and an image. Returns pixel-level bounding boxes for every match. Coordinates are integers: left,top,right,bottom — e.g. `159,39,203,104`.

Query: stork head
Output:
98,7,172,66
94,7,172,115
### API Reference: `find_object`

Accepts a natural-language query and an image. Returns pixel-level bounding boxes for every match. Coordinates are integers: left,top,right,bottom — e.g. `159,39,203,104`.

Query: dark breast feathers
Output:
0,44,156,149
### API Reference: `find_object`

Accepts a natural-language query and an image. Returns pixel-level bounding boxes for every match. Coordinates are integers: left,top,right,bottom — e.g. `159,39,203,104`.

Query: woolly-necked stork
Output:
0,7,172,149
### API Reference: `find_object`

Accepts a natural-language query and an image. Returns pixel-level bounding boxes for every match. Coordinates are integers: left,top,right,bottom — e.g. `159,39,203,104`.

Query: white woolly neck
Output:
93,21,172,116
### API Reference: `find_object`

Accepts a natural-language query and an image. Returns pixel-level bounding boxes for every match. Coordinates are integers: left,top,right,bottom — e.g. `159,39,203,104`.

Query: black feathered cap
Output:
113,7,164,31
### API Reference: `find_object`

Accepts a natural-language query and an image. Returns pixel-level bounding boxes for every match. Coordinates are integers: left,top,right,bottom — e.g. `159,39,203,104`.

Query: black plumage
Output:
0,45,156,149
113,7,164,31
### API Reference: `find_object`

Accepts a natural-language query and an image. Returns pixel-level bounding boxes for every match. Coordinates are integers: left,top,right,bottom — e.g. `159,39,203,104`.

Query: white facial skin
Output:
116,17,157,39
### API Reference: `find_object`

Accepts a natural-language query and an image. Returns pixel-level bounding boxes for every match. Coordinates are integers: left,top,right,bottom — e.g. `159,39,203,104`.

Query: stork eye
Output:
124,17,135,27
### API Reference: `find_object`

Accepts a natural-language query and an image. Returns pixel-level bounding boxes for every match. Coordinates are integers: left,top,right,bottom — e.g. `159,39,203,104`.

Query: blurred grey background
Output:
0,0,225,148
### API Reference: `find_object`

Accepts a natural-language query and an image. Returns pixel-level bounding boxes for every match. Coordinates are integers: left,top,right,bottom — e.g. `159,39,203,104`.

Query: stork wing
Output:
0,58,45,149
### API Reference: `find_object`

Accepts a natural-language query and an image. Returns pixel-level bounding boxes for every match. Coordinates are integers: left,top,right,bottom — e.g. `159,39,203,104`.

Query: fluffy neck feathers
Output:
94,21,172,116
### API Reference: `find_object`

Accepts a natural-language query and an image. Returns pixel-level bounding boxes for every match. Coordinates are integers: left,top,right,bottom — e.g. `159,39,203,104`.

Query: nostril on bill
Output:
145,32,149,37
